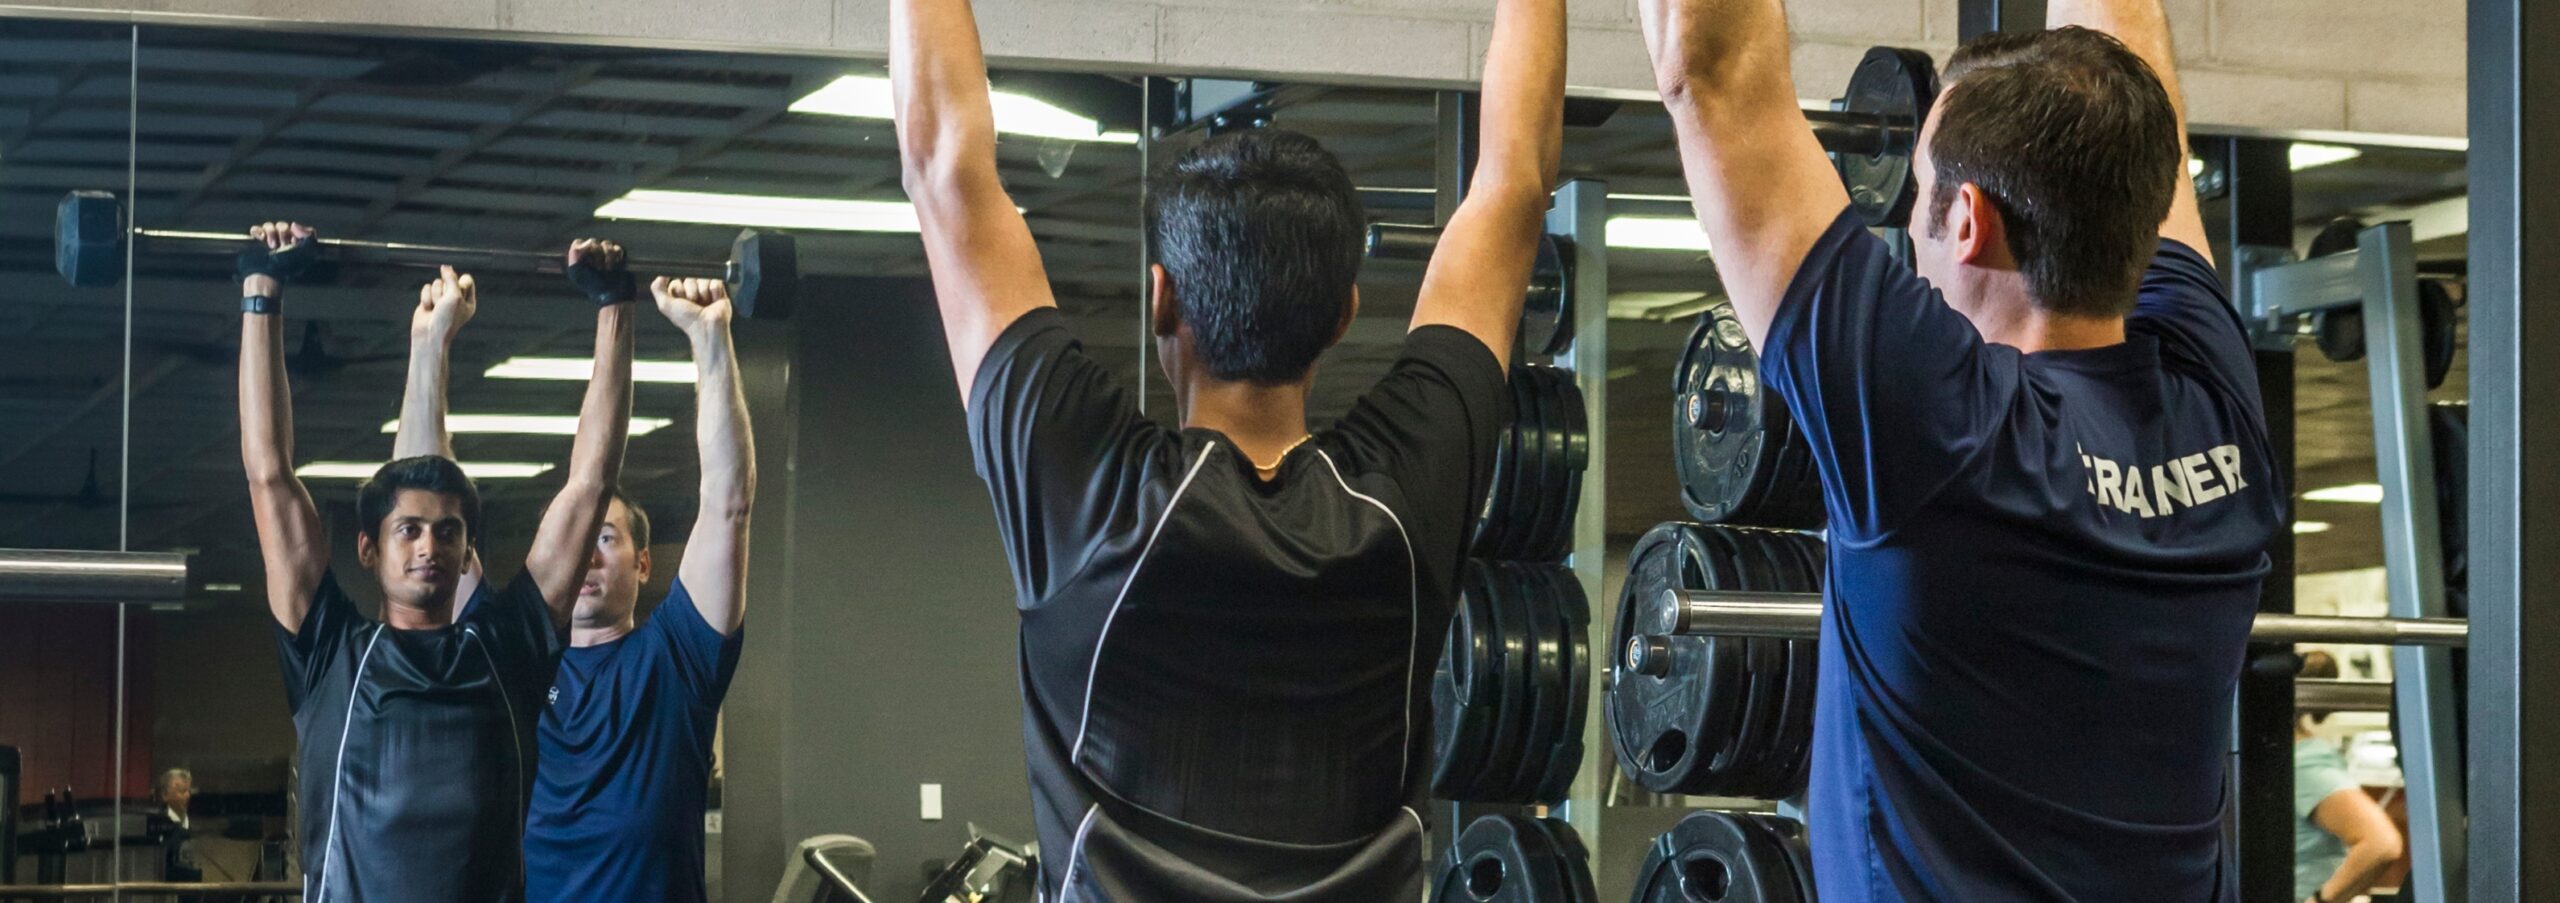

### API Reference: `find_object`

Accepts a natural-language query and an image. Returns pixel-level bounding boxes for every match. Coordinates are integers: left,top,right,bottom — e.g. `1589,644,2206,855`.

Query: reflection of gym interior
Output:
0,0,2540,900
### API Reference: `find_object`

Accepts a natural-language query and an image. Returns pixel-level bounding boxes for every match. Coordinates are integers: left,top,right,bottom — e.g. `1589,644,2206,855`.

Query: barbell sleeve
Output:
0,548,186,604
1650,589,2469,648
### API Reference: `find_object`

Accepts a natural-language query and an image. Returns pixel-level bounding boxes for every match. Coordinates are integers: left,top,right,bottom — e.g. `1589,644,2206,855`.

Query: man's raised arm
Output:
237,222,327,632
655,276,755,636
891,0,1059,404
2049,0,2210,265
1638,0,1849,350
1407,0,1566,370
394,266,475,460
523,240,637,627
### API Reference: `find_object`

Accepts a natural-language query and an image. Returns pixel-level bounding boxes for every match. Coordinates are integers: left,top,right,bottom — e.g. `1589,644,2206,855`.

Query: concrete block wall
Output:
8,0,2463,137
6,0,2469,136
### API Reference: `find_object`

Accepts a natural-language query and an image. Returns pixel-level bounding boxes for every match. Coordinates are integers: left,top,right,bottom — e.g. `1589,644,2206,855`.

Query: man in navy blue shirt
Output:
518,276,755,903
1637,0,2282,899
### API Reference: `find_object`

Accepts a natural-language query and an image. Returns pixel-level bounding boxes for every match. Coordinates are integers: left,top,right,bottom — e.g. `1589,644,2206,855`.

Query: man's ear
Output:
1953,182,2011,268
1327,287,1361,349
1150,264,1181,338
355,531,379,569
636,547,653,586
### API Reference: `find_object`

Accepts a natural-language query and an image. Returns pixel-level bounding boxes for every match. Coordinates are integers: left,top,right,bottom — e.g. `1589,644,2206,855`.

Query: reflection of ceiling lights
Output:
2303,483,2386,504
2290,143,2363,171
485,357,699,383
2294,520,2334,535
596,189,924,232
1607,216,1712,252
297,461,556,480
377,414,673,436
791,75,1139,143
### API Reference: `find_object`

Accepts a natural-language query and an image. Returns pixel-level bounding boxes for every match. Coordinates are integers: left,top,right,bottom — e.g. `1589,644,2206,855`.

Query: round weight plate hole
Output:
1468,855,1507,899
1680,855,1732,902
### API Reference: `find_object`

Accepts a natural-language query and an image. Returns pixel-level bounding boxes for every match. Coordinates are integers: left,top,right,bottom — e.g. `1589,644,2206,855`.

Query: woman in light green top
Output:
2295,651,2405,903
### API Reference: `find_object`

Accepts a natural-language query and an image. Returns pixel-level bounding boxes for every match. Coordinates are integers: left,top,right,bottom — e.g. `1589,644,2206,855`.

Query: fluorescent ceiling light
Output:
1608,192,1693,204
2188,158,2205,177
2303,483,2386,504
1608,216,1712,252
2290,143,2363,171
2294,520,2334,535
485,357,699,384
791,74,1138,143
377,414,674,436
597,189,923,232
203,582,244,592
297,461,556,480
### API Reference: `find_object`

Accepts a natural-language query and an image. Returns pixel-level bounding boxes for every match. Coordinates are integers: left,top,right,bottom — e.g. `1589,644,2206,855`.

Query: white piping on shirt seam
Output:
1403,806,1427,867
462,626,526,888
1314,449,1419,787
313,624,385,903
1059,803,1101,896
1070,443,1217,765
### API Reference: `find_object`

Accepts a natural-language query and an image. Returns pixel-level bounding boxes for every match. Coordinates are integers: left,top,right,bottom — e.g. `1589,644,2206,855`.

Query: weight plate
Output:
1608,523,1745,794
1524,367,1573,562
1502,562,1569,803
1675,309,1780,524
1529,563,1592,804
1521,235,1577,357
1700,529,1789,797
1833,46,1939,228
1477,557,1538,798
1473,375,1528,557
1500,368,1548,559
2421,277,2458,390
1630,811,1791,903
1432,568,1499,798
1745,531,1821,797
1741,814,1817,903
1543,369,1591,561
1444,814,1570,903
2312,308,2367,363
1521,817,1598,903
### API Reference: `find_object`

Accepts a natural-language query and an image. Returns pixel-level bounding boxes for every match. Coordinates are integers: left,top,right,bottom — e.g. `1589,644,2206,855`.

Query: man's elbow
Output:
2363,831,2406,864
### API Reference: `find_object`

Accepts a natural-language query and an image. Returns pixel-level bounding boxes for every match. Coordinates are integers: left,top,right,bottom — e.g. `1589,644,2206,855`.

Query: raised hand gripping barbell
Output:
54,190,800,320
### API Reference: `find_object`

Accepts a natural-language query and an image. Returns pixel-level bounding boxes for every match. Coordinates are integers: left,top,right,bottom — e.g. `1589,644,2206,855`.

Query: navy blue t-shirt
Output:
1766,209,2282,902
522,579,744,903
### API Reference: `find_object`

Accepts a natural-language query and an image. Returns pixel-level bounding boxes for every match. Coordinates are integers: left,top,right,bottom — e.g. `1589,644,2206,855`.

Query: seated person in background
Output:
1632,0,2281,896
888,0,1563,896
150,767,201,900
235,226,637,902
2295,650,2405,903
522,277,756,903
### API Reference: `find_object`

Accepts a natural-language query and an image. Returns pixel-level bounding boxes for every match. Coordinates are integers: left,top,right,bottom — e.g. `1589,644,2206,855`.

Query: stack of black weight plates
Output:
1430,813,1599,903
1604,523,1823,799
1473,364,1590,562
1628,811,1816,903
1432,560,1593,805
1672,301,1824,530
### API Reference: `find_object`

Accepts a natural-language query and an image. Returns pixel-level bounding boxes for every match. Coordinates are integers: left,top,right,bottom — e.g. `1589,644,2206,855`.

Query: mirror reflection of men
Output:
520,277,755,903
235,224,637,902
151,767,201,900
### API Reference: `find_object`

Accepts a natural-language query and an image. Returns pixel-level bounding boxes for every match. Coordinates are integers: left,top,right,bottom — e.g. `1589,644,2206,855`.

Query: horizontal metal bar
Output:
2298,679,2396,713
0,549,186,604
1653,589,2470,647
1804,110,1908,158
0,883,300,897
2248,247,2363,320
133,229,734,280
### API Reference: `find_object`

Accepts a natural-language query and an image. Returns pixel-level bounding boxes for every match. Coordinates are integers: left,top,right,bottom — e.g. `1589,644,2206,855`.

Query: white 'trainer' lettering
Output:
2081,443,2249,519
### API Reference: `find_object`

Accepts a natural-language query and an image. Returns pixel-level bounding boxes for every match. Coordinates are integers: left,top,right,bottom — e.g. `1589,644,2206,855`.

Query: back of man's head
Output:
358,455,482,545
1929,26,2183,318
1145,128,1365,384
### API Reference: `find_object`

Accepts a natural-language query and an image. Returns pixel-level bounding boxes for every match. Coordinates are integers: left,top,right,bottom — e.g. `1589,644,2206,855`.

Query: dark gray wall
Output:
726,277,1037,903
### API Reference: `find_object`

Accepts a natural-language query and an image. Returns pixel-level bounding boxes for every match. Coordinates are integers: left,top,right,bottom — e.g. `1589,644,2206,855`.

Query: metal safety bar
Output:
2297,679,2396,713
0,549,186,604
1647,589,2470,648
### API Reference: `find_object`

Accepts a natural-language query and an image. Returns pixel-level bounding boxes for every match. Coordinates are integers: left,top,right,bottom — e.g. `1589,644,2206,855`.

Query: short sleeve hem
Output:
1763,207,1874,364
1400,325,1506,405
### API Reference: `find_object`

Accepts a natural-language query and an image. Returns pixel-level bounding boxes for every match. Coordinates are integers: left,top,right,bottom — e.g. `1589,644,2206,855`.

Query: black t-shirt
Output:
969,308,1505,902
1766,210,2282,901
279,570,566,903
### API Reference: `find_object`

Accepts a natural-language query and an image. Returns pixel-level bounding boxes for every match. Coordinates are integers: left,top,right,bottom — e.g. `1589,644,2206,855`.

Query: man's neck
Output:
1180,377,1314,471
571,614,636,648
382,596,456,630
1966,297,2128,353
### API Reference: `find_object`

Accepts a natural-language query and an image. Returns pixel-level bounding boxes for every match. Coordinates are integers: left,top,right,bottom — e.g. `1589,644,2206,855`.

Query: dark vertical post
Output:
1958,0,2048,40
1434,91,1480,226
2200,135,2298,903
2466,0,2560,896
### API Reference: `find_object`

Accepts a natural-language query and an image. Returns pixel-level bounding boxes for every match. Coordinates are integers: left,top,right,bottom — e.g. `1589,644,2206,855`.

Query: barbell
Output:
53,190,800,320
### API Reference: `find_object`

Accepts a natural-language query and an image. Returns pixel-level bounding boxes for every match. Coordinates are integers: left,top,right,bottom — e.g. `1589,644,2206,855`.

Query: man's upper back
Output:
1763,210,2283,901
967,309,1503,896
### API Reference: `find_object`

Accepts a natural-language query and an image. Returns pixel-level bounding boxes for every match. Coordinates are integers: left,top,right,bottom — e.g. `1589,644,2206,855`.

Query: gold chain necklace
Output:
1250,434,1316,473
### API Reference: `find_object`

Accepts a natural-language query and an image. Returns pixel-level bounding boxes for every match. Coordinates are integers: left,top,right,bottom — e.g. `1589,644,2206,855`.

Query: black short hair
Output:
1927,26,2183,318
2298,649,2340,724
357,456,481,546
609,486,650,550
1145,128,1365,384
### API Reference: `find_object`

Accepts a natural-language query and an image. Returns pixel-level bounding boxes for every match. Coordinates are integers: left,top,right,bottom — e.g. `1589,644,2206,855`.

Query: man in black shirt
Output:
236,229,636,902
890,2,1563,899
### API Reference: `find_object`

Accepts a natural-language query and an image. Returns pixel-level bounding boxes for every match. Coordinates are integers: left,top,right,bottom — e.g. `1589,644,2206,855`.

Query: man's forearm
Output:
1471,0,1566,200
891,0,1002,186
691,325,756,511
239,311,295,482
566,304,636,489
394,334,454,460
2321,838,2398,901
